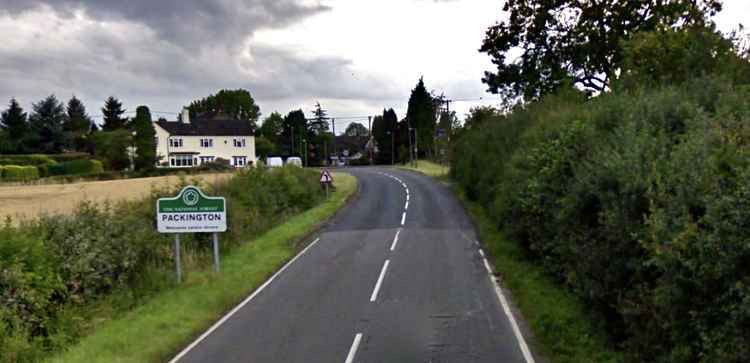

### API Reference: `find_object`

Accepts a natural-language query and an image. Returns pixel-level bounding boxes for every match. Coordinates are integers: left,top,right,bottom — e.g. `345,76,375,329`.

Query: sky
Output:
0,0,748,132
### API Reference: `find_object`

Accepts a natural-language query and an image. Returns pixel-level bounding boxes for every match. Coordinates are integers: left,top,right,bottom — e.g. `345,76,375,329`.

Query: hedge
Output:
47,159,104,176
452,78,750,362
0,165,40,181
0,154,56,166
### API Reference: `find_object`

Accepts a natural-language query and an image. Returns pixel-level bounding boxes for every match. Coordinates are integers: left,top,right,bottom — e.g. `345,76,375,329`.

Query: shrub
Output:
0,154,56,166
47,159,104,176
1,165,39,182
451,79,750,361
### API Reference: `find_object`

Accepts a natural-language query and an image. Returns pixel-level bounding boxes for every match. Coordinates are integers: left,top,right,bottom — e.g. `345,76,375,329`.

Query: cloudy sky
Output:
0,0,748,131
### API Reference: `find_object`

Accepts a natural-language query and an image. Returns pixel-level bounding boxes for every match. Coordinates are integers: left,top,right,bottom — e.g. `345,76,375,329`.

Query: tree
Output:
345,122,368,137
480,0,723,100
255,136,276,161
309,102,329,134
133,105,157,171
405,77,437,159
101,96,126,131
65,96,94,151
92,130,131,171
281,110,308,156
187,89,261,129
29,95,67,153
0,99,29,153
259,112,284,145
464,106,500,130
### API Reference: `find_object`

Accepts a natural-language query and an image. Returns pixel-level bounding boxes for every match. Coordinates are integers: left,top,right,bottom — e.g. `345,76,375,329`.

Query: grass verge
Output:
48,172,357,363
397,159,449,178
455,188,623,363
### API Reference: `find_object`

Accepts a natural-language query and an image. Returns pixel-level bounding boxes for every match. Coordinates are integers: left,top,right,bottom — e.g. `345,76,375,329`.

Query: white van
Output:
266,157,283,168
285,157,303,167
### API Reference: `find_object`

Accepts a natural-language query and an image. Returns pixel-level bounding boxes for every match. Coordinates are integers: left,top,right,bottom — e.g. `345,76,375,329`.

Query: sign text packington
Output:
157,186,227,233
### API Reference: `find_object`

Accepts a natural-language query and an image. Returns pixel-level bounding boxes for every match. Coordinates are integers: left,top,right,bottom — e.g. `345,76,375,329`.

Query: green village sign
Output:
157,186,226,233
157,186,227,282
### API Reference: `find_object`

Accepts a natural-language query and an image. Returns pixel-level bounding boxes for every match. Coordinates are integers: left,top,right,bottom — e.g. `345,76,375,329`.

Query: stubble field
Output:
0,173,234,223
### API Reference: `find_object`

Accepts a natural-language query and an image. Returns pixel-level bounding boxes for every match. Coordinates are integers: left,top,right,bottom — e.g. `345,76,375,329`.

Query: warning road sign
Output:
320,169,333,183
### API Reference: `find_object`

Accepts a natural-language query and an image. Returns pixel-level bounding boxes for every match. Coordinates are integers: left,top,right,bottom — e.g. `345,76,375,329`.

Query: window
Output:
200,138,213,148
170,154,194,167
233,138,246,148
169,138,183,148
232,156,247,167
200,156,215,164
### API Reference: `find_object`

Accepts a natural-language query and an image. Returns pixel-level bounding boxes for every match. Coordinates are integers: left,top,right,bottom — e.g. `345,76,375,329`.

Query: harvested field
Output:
0,172,233,223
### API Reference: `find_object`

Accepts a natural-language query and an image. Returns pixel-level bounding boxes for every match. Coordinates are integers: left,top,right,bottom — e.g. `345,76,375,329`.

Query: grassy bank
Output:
398,159,448,178
457,189,622,363
48,172,356,363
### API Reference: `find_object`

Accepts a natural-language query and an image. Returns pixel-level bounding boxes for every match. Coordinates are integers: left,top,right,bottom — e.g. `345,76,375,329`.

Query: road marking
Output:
479,251,536,363
404,201,409,210
370,260,390,302
401,211,406,226
345,333,363,363
168,238,322,363
390,228,401,251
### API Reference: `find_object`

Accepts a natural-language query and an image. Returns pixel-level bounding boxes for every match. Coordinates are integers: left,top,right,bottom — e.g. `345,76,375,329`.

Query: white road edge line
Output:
400,212,406,226
345,333,363,363
168,237,322,363
390,228,401,251
481,253,536,363
369,260,390,302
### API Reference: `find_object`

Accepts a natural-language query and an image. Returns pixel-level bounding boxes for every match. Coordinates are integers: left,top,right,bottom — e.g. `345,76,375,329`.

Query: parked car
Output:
285,157,303,167
266,157,283,168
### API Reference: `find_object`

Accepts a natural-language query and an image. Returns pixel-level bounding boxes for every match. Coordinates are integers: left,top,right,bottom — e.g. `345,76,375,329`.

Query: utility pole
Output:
368,116,373,165
331,118,337,162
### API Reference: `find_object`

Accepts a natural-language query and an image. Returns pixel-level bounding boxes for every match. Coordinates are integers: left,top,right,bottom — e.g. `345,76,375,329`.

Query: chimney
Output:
181,108,190,124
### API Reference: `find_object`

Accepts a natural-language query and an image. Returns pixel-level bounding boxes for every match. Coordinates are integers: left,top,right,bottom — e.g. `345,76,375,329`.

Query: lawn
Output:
47,172,357,363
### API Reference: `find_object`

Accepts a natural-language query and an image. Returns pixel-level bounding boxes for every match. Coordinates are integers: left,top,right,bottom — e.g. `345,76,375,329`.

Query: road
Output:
171,167,533,363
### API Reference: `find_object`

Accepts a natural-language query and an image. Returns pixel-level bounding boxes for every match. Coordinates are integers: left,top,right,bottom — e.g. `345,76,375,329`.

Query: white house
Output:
154,109,256,168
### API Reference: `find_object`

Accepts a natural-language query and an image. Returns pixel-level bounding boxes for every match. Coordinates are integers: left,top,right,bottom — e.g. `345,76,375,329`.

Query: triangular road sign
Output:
320,169,333,183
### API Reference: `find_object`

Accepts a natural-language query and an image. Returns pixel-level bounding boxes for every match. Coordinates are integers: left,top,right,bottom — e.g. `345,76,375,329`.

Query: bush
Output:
452,78,750,362
0,166,325,359
1,165,40,182
0,154,56,166
47,159,104,176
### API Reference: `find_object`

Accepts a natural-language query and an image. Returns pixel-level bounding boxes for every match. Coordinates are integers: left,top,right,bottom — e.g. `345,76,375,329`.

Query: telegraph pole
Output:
331,118,337,162
368,116,373,165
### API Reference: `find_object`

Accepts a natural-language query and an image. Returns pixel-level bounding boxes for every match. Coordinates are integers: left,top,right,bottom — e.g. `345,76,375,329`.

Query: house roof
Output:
155,117,254,137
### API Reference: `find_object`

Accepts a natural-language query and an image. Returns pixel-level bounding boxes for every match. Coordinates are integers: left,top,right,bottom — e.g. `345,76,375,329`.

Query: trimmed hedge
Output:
47,159,104,176
0,154,56,166
0,165,40,181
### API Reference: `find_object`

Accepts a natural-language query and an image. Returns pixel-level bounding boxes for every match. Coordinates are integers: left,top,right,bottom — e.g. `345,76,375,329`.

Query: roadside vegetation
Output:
452,24,750,362
0,166,351,362
399,159,448,178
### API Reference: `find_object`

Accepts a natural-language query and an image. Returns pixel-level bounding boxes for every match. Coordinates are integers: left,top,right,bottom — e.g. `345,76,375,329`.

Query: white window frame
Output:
200,156,215,164
200,138,213,148
169,138,183,148
233,138,246,148
232,156,247,167
171,154,194,167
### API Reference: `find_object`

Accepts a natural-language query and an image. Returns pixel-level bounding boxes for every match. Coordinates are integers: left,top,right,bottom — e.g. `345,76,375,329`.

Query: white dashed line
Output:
369,260,390,302
390,228,401,251
345,333,363,363
404,201,409,210
401,212,406,226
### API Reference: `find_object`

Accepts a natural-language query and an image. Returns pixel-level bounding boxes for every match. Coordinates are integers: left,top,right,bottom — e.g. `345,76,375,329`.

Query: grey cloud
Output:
0,0,331,50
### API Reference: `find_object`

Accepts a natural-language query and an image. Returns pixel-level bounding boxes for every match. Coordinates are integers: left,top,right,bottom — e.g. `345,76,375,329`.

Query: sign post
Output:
320,169,333,198
157,186,227,282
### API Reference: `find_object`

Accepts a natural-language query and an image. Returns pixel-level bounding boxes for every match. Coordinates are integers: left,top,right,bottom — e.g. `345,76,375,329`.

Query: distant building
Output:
153,109,256,168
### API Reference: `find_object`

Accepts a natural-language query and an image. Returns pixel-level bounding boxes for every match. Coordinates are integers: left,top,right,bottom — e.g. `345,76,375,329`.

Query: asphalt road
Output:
173,167,532,363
